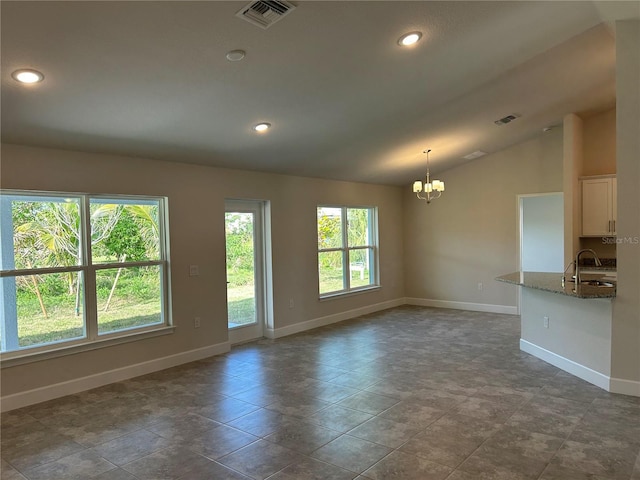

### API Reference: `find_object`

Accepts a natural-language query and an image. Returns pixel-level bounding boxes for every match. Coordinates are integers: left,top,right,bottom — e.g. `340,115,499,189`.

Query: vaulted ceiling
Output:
2,1,638,185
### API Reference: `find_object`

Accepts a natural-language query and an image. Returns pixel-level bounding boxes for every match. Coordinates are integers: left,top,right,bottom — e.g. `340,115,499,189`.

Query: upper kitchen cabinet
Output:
581,175,617,236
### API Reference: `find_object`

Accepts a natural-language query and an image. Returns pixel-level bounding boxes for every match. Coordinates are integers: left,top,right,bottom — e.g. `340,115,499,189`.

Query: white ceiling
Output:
2,1,638,185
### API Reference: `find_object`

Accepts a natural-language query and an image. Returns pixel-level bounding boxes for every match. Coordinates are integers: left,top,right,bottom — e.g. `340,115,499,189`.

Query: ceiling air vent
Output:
236,0,296,29
494,113,522,126
463,150,487,160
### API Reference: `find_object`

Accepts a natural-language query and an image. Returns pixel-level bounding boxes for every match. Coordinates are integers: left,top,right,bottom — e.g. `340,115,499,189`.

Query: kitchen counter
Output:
496,271,616,299
496,271,614,394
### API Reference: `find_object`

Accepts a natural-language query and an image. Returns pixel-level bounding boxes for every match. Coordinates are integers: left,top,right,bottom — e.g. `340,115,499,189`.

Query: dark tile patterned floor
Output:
2,306,639,479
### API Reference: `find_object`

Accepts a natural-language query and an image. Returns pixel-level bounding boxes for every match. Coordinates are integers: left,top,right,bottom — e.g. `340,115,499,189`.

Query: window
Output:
317,206,378,296
0,191,170,356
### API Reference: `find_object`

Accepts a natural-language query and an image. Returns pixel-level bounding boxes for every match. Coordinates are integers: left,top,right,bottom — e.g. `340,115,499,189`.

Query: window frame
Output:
317,205,379,298
0,189,172,362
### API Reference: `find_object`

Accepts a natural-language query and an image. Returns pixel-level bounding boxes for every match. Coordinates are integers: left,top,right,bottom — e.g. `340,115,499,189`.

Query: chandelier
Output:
412,149,445,203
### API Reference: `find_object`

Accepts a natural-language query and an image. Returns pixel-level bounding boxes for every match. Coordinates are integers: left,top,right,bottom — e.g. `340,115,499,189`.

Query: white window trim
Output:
317,205,379,298
1,325,175,368
0,189,172,361
319,285,381,301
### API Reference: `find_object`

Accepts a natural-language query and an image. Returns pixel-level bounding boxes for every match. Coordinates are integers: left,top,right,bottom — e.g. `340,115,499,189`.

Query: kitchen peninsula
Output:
496,271,616,298
497,271,615,392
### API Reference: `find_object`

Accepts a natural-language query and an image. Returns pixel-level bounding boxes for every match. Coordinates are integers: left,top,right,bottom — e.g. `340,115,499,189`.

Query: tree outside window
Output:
0,192,169,354
317,205,377,296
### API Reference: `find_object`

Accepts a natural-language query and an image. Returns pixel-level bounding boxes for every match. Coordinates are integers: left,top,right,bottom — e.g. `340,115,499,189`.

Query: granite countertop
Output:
496,272,616,299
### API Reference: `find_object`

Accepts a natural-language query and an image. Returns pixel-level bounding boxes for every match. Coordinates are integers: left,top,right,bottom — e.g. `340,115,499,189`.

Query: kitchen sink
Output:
566,277,615,287
579,280,614,287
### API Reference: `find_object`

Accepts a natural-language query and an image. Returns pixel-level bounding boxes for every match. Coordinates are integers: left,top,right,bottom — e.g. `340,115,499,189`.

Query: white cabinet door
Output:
581,177,615,236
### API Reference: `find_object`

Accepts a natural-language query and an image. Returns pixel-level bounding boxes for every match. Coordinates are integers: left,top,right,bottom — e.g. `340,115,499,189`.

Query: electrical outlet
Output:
543,316,549,328
189,265,199,277
194,317,201,328
289,298,294,309
477,282,483,291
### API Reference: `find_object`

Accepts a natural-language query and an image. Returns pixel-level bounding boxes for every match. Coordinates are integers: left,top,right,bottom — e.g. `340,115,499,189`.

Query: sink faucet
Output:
561,260,575,287
575,249,602,284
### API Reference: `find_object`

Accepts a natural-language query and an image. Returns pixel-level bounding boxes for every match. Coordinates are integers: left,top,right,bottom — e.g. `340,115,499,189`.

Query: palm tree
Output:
99,203,160,311
124,204,160,259
14,201,82,292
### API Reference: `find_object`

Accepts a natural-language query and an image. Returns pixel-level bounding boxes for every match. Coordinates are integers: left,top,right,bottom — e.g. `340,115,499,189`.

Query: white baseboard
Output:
521,340,640,396
0,342,230,412
609,376,640,397
265,298,406,339
10,301,633,412
406,297,518,315
520,339,611,391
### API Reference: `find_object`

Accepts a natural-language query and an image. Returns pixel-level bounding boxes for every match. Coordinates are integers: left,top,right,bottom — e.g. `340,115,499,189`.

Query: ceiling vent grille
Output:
236,0,296,29
494,113,522,126
463,150,487,160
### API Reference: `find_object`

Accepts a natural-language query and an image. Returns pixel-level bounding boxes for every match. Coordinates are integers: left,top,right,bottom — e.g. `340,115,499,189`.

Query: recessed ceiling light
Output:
11,69,44,84
398,31,422,46
253,122,271,132
226,50,246,62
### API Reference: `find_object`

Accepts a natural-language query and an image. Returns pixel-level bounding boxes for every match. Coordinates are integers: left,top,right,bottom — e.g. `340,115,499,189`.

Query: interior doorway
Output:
517,192,564,314
519,193,564,273
225,199,268,345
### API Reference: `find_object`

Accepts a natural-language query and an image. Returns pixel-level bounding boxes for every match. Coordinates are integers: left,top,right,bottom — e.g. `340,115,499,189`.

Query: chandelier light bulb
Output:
412,149,445,204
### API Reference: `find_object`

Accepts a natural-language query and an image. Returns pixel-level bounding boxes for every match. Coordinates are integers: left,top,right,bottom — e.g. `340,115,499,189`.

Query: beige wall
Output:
0,144,405,397
611,20,640,385
403,129,563,308
563,113,584,266
521,289,612,376
582,107,616,177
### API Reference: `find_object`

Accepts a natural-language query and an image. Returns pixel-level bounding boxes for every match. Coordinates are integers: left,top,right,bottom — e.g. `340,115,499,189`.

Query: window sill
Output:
0,326,175,368
319,285,381,301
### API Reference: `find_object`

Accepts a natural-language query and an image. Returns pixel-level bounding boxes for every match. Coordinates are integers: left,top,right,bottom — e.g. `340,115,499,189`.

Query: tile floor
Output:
2,306,640,480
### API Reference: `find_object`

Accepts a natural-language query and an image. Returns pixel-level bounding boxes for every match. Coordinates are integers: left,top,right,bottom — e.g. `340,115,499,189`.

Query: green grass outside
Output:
10,285,255,348
8,269,162,348
227,282,255,326
6,265,371,349
320,266,371,294
15,295,162,347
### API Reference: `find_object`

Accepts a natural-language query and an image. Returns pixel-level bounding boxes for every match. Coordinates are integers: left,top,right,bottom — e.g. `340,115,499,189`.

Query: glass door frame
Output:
225,199,266,345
